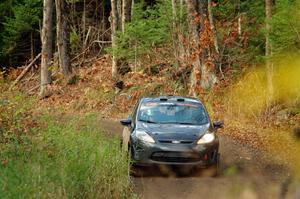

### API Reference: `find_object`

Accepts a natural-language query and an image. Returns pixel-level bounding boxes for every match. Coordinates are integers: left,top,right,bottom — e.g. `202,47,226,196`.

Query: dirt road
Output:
100,119,289,199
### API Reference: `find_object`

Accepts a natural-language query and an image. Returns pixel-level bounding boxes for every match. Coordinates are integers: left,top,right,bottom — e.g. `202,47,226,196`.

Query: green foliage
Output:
0,0,14,63
70,28,80,53
111,1,173,60
214,0,300,67
0,92,133,198
0,0,42,55
213,0,265,66
224,165,239,176
270,0,300,56
0,0,42,67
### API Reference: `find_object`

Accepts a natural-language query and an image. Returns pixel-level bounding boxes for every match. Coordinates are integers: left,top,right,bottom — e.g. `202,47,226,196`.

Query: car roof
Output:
140,96,203,105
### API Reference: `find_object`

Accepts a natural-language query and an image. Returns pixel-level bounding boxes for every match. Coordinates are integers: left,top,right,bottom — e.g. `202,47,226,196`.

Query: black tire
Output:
128,145,143,177
209,153,220,177
197,154,220,177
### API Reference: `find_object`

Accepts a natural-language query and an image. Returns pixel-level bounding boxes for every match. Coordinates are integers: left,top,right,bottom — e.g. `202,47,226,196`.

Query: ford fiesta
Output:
120,96,223,175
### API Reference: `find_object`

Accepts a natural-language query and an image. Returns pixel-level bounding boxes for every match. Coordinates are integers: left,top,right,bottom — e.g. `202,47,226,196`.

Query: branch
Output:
71,40,111,62
9,53,41,90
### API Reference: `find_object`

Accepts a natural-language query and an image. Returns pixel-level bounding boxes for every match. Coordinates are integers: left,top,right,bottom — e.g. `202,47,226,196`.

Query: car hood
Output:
136,122,211,141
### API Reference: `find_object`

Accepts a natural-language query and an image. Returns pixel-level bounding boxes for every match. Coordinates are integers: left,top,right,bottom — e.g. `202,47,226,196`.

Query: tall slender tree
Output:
208,0,219,54
56,0,72,77
40,0,53,97
122,0,132,33
171,0,180,66
265,0,273,101
111,0,120,78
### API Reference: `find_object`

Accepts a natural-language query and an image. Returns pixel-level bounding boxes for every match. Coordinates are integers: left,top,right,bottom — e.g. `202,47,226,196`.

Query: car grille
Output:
158,140,194,144
151,151,201,163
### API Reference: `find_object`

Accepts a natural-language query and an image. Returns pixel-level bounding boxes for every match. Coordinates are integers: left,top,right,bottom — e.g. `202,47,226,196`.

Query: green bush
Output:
110,1,173,60
213,0,265,66
270,0,300,56
1,0,42,55
0,102,133,198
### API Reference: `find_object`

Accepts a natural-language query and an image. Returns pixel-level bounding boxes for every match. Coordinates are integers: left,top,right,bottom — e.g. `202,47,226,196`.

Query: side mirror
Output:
213,121,224,129
120,119,132,126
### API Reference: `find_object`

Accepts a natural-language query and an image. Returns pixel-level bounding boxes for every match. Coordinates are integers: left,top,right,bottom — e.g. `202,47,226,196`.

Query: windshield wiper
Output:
139,119,157,124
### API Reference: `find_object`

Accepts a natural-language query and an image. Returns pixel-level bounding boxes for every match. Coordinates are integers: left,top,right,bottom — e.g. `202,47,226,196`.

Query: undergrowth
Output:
0,90,133,199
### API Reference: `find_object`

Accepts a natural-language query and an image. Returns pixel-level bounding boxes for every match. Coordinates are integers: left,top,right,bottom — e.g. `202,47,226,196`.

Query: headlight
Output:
197,133,215,144
135,130,155,143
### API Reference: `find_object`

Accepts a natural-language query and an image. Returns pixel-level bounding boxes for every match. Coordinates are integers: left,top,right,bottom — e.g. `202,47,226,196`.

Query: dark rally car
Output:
120,96,223,175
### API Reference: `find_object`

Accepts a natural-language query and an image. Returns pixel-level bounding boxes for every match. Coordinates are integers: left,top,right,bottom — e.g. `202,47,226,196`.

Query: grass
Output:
0,90,134,198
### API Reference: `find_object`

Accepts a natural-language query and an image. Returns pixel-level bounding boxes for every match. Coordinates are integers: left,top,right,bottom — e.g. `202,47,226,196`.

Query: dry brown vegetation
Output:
6,55,299,157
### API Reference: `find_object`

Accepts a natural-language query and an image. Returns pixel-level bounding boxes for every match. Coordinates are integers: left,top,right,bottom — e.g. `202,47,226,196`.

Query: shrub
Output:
110,1,173,61
0,91,35,145
0,95,133,199
270,0,300,56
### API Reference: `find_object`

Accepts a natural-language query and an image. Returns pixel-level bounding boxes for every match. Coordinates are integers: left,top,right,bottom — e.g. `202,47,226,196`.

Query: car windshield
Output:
138,102,209,125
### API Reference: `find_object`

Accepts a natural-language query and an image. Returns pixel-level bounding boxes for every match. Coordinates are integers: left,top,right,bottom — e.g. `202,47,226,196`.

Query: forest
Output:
0,0,299,96
0,0,300,198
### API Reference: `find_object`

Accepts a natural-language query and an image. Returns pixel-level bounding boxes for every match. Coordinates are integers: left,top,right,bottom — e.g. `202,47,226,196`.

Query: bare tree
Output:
172,0,180,66
110,0,132,78
265,0,274,101
40,0,53,97
208,0,219,54
131,0,135,16
122,0,132,33
56,0,72,77
111,0,120,78
185,0,217,95
117,0,122,29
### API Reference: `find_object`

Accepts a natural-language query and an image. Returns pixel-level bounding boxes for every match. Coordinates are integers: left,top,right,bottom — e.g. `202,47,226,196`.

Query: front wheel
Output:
197,154,220,177
207,153,220,177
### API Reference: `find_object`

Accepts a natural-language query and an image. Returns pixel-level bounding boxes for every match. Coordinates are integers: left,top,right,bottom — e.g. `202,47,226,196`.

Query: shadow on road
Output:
132,164,227,178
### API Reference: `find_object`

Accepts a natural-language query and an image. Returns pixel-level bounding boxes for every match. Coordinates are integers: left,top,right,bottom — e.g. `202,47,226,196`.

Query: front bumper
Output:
131,138,219,167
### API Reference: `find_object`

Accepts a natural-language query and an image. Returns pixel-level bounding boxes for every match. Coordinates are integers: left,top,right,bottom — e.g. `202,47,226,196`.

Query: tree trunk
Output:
237,1,242,38
56,0,72,77
117,0,122,30
122,0,132,33
40,0,53,97
172,0,180,66
131,0,135,17
265,0,273,101
208,0,219,54
82,0,86,45
178,0,186,61
186,0,217,95
111,0,120,78
30,31,34,60
186,0,200,96
199,0,217,89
